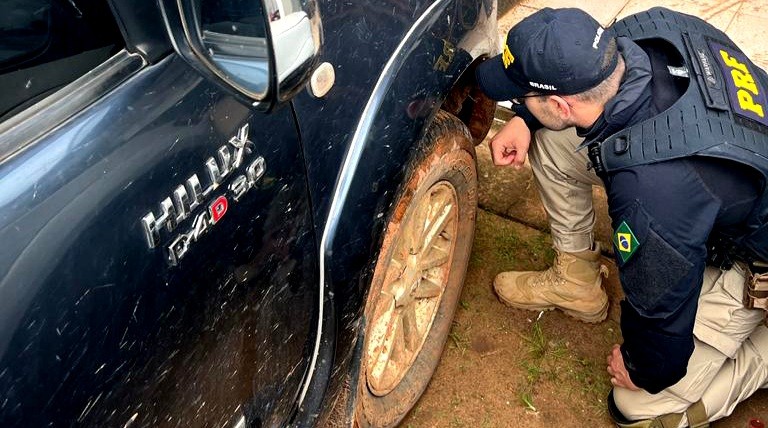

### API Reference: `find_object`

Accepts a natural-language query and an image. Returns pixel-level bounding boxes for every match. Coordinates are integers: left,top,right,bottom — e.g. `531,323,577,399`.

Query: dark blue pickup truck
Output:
0,0,497,426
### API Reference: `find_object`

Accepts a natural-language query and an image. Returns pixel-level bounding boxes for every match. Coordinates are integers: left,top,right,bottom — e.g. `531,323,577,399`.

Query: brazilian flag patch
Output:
613,221,639,263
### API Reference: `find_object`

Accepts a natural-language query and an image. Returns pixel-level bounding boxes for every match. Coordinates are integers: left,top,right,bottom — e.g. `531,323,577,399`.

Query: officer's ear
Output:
547,95,574,120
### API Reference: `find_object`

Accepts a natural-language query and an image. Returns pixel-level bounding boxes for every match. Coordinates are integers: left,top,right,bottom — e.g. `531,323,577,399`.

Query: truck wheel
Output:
356,111,477,427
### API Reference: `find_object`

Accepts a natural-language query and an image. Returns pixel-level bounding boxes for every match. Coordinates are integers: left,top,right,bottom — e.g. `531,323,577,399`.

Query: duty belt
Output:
707,235,760,271
706,236,768,317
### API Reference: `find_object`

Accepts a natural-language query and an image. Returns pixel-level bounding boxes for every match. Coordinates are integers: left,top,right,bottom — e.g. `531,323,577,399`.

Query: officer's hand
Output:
489,116,531,168
607,345,640,391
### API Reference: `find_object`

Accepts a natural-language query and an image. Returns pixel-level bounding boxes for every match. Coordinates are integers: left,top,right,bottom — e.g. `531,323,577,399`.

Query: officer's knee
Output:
611,369,690,421
532,127,581,151
529,128,581,169
611,388,706,428
612,387,648,421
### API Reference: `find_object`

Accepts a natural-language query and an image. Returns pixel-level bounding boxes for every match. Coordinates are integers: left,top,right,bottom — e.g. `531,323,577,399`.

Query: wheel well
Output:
441,57,496,145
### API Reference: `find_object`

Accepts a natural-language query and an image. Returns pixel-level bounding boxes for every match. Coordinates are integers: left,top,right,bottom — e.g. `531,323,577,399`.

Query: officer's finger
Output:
610,346,621,362
488,139,505,163
510,148,527,168
611,375,629,389
492,152,515,166
490,143,515,166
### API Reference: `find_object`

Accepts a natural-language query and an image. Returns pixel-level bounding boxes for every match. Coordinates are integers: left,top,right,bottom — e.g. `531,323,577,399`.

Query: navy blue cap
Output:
477,8,618,101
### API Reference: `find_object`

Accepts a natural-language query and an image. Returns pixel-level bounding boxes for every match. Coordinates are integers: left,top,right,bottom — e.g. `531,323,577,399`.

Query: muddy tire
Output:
355,111,477,427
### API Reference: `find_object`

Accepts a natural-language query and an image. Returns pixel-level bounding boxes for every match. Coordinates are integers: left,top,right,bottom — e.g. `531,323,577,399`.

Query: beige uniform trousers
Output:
527,127,603,253
528,127,768,423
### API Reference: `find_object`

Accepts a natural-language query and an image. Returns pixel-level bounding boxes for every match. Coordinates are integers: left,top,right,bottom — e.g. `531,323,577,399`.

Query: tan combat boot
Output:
493,243,609,323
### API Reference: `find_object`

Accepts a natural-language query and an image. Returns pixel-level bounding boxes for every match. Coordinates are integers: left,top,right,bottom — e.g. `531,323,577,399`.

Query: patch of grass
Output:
523,320,547,358
521,320,567,360
522,359,542,384
530,234,555,264
494,228,521,267
448,322,469,355
513,319,613,417
566,356,611,416
470,210,552,272
448,317,474,356
520,392,537,412
516,320,547,411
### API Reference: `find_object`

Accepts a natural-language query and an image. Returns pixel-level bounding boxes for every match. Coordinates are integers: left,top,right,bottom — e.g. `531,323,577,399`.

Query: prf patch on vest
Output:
614,220,640,263
709,40,768,127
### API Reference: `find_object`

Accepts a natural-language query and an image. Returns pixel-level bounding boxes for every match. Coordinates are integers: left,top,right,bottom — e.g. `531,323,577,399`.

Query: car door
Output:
0,1,318,426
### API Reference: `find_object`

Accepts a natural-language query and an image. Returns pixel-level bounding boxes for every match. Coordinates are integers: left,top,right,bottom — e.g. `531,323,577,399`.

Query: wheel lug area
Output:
393,273,419,307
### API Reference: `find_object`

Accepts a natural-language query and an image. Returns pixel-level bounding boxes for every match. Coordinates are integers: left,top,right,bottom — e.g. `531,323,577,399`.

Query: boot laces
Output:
533,260,566,288
550,252,568,284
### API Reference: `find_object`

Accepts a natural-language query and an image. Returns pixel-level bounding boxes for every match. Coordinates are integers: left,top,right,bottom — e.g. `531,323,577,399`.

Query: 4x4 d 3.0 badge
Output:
140,124,265,266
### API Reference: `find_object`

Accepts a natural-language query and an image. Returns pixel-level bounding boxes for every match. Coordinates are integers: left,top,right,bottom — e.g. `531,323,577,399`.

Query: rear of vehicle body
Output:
0,0,497,426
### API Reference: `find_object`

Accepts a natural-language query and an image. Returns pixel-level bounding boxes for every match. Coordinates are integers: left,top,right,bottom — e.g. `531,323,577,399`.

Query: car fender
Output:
295,0,497,422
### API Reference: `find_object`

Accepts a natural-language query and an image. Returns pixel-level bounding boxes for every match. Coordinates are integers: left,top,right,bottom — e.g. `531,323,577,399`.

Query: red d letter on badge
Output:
209,196,228,224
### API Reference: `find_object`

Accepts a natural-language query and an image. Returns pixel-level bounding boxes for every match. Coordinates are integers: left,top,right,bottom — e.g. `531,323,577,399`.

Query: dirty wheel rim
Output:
366,181,459,396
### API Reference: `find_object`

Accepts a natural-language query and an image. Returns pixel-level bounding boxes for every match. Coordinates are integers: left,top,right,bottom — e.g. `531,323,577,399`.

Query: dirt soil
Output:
399,122,768,427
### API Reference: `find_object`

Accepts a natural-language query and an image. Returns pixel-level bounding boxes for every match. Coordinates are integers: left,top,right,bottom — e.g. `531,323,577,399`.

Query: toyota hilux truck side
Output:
0,0,498,426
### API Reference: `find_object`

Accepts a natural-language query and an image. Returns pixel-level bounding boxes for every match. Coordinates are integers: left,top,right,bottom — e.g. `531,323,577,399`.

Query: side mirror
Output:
160,0,321,108
270,10,316,94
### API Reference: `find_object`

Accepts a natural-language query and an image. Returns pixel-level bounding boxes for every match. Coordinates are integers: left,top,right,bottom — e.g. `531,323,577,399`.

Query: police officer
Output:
476,7,768,426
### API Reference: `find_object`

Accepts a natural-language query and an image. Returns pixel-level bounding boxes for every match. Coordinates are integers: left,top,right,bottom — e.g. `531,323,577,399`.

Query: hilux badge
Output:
140,124,265,266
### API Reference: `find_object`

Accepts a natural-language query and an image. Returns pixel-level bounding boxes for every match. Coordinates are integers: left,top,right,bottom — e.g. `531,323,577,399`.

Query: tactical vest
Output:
588,7,768,262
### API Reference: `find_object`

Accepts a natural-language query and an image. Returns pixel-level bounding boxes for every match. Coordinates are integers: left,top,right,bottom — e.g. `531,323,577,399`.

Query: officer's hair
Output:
572,38,624,105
